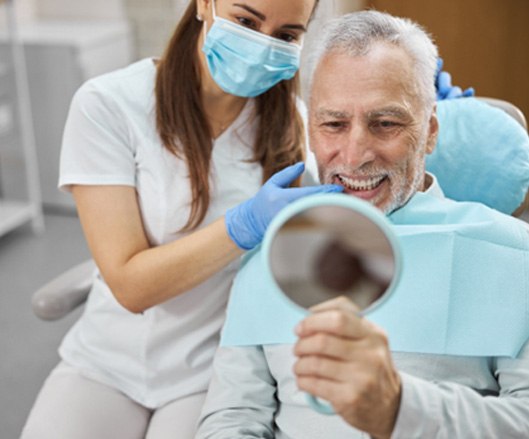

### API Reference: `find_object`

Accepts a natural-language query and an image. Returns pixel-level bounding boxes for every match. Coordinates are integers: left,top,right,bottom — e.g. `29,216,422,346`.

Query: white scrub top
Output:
58,58,306,408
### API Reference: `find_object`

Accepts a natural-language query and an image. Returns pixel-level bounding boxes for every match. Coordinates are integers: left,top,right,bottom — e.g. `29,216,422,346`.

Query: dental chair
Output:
479,97,528,215
31,97,529,321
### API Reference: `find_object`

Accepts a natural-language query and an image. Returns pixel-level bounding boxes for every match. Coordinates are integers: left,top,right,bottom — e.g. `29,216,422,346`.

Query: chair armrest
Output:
32,259,96,321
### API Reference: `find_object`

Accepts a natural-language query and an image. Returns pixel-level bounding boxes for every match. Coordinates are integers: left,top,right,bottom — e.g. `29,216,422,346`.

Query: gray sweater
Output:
197,342,529,438
197,178,529,438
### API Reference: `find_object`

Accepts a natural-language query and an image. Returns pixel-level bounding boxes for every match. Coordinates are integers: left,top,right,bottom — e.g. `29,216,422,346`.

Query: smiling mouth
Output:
337,174,387,191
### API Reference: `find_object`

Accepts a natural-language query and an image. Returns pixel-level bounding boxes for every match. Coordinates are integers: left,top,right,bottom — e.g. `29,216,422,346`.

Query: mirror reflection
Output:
269,205,397,311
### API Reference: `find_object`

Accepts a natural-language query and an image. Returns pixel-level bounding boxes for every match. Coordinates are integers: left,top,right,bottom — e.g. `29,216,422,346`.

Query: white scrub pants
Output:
21,362,206,439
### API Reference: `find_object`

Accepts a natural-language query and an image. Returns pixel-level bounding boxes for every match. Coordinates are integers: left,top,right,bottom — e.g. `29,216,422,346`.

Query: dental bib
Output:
221,192,529,358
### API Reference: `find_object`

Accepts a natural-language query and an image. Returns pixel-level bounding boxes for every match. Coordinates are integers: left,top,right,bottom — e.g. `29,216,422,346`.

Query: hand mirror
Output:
262,193,402,414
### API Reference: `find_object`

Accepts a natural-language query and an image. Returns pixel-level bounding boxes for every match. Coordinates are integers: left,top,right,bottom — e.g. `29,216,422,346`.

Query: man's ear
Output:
425,105,439,155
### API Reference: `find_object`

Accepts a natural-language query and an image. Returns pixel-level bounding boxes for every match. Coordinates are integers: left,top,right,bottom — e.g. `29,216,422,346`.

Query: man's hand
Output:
293,297,401,439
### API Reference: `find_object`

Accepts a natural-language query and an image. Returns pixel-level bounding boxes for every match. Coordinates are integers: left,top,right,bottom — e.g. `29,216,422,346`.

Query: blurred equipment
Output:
0,18,133,211
0,0,44,237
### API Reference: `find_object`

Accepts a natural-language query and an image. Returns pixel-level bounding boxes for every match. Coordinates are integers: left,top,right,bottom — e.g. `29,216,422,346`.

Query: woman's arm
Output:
73,162,342,313
73,185,242,313
392,351,529,438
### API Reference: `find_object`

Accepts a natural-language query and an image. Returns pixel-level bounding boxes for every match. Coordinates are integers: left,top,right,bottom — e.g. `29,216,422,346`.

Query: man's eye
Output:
374,120,401,130
323,121,346,130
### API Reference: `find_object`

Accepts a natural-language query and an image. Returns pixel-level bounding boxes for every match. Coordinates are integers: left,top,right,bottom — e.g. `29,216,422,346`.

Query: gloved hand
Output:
435,58,475,100
226,162,343,250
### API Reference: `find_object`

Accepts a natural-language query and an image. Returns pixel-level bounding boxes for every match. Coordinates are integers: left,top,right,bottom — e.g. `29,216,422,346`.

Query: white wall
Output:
36,0,126,20
1,0,365,63
0,0,36,26
35,0,188,59
124,0,188,59
0,0,129,24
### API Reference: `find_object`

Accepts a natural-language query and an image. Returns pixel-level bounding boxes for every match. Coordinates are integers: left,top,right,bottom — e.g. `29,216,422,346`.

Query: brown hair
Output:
155,0,307,231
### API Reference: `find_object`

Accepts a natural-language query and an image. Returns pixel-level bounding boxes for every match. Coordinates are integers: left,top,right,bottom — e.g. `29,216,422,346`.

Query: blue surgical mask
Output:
201,1,302,98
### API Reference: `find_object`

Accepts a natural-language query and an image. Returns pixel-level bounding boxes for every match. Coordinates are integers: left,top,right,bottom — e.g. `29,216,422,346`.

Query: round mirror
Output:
265,194,401,314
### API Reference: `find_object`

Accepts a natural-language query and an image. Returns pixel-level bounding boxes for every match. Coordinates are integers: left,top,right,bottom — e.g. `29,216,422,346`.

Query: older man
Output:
196,11,529,439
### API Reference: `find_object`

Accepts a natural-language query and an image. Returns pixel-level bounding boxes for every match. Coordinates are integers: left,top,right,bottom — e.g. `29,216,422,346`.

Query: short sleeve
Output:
58,80,137,192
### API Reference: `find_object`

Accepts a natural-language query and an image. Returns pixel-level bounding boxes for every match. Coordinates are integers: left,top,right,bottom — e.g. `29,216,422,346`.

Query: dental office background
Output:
0,0,527,438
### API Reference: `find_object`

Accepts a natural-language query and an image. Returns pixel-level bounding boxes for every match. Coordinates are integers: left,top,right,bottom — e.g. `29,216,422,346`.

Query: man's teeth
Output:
338,175,385,191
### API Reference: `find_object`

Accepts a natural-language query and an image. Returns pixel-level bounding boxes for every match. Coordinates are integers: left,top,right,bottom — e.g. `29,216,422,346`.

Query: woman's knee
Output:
146,392,207,439
21,362,150,439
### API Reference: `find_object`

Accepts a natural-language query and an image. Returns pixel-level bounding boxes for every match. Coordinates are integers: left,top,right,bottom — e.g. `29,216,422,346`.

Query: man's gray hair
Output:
309,10,439,107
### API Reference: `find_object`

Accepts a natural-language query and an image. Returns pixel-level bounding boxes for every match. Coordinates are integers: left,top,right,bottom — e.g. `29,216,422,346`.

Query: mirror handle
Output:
306,394,335,415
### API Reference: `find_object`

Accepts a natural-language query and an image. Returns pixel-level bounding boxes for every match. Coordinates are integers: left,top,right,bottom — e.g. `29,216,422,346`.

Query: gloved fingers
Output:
436,71,452,97
445,85,463,99
436,64,475,100
267,162,305,188
435,57,444,80
462,87,475,97
282,184,344,202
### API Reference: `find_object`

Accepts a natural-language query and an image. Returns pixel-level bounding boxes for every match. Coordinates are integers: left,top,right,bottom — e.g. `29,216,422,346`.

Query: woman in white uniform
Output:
21,1,340,438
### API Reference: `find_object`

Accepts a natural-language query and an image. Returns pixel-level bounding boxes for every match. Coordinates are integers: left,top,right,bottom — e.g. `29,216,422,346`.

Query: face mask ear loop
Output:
298,36,305,51
203,0,216,39
211,0,217,19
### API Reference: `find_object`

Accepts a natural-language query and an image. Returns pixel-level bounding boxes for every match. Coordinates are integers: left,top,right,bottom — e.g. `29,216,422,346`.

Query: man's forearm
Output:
392,372,529,438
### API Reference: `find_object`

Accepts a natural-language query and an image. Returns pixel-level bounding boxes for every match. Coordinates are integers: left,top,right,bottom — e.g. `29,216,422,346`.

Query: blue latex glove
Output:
225,162,344,250
435,58,475,100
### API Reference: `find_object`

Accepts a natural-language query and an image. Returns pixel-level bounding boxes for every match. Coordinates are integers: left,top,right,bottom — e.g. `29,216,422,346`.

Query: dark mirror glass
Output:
268,205,397,311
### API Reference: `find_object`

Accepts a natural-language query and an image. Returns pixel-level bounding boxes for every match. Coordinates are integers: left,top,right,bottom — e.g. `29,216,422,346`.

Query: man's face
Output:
309,43,438,213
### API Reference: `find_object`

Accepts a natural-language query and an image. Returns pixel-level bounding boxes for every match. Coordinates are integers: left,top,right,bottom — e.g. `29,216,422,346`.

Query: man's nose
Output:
341,125,375,168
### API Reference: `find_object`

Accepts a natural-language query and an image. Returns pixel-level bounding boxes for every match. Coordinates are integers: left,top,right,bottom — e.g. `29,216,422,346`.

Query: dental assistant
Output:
21,1,341,438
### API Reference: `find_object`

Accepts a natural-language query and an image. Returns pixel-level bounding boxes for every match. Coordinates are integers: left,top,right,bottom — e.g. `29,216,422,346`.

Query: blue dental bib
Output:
221,192,529,358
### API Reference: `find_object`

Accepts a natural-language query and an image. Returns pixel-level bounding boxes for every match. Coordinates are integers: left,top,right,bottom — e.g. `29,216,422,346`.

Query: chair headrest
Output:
426,98,529,215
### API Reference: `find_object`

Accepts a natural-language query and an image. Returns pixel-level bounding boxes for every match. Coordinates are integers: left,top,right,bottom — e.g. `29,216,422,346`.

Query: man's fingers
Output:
295,307,366,339
293,354,362,382
309,296,361,314
296,375,350,410
293,333,360,360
